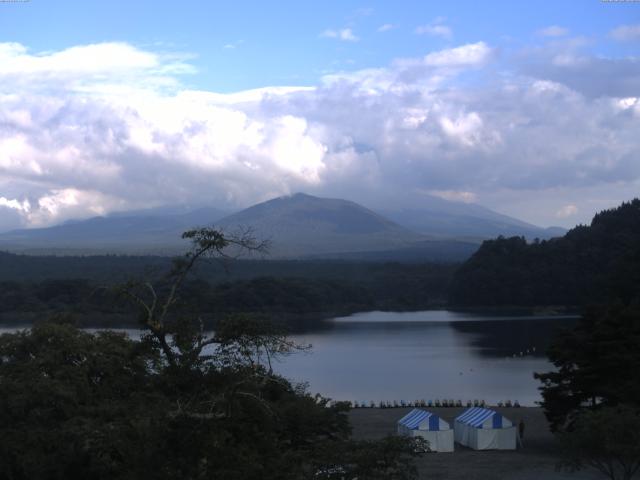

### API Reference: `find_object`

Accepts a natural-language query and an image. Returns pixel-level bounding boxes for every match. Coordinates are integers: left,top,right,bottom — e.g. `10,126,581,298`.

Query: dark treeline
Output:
450,199,640,307
0,257,456,328
0,252,456,283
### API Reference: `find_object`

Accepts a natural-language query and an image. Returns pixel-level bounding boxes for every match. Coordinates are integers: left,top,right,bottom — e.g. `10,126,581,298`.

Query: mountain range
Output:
382,196,565,240
0,193,565,260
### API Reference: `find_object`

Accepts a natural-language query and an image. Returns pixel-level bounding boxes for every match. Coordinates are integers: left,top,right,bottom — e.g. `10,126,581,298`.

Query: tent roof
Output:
397,408,438,430
455,407,505,428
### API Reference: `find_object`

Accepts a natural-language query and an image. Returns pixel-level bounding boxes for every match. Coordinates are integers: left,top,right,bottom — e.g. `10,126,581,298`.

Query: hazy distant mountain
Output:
0,207,229,254
383,196,566,240
0,192,562,260
216,193,427,257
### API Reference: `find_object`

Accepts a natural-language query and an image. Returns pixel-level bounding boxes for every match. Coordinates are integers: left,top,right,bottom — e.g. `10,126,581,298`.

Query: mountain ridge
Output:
0,192,563,260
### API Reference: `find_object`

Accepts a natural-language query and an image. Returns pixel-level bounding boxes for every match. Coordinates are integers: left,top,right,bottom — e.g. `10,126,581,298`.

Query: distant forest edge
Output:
450,199,640,307
1,199,638,328
0,256,456,328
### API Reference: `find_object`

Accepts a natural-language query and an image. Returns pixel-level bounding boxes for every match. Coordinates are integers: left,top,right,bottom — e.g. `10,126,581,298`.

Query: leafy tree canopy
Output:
0,228,423,480
557,405,640,480
535,302,640,431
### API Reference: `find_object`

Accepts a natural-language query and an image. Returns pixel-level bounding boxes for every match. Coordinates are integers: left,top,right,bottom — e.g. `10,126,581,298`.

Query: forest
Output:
450,199,640,307
0,255,455,329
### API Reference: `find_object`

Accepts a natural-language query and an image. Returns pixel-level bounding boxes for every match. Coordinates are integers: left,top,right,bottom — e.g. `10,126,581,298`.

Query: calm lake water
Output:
0,310,577,406
277,310,577,406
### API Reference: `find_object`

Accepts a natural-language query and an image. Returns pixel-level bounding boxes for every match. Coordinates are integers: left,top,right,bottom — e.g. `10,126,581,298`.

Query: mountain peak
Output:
288,192,314,199
0,192,562,259
215,194,423,257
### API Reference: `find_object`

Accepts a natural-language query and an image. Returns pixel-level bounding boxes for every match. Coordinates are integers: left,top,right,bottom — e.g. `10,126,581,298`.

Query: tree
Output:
0,228,423,479
450,198,640,308
0,320,163,480
535,303,640,431
536,302,640,480
311,435,425,480
557,405,640,480
116,227,269,368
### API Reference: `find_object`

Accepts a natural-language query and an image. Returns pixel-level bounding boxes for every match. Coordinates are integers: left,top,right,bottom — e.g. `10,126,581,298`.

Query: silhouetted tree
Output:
557,405,640,480
535,303,640,431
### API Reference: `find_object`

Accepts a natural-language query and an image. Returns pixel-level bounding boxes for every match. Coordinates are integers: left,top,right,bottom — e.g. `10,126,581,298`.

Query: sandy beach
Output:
348,407,601,480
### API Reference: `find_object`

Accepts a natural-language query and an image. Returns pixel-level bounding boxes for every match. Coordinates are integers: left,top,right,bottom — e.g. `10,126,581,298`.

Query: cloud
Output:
320,28,359,42
1,40,640,230
0,41,194,97
556,204,578,218
0,42,158,75
610,24,640,42
0,196,30,212
516,37,640,98
429,190,477,203
377,24,396,33
415,24,453,40
421,41,491,67
537,25,569,37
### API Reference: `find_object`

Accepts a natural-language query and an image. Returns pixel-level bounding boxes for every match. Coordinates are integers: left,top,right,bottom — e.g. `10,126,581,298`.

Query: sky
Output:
0,0,639,231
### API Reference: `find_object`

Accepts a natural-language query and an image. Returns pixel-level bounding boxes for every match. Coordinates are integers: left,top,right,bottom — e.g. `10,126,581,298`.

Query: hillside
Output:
384,197,565,240
0,192,562,261
215,193,425,257
449,199,640,307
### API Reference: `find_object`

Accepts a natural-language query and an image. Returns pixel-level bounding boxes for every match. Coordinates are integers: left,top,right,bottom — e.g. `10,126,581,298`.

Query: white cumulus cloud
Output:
422,42,491,67
556,204,578,218
0,196,30,212
1,40,640,230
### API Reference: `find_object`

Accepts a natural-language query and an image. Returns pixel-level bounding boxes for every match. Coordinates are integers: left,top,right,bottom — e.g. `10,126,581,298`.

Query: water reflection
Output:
0,311,578,406
277,311,577,406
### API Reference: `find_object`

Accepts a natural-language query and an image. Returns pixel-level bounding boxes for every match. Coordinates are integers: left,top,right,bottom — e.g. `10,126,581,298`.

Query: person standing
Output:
518,419,525,448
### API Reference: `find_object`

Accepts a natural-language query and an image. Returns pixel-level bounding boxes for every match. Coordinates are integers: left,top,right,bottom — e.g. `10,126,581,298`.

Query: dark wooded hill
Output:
449,199,640,307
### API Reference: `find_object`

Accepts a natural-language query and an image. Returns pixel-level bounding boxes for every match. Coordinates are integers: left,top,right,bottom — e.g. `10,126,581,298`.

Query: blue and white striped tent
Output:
454,407,516,450
397,409,453,452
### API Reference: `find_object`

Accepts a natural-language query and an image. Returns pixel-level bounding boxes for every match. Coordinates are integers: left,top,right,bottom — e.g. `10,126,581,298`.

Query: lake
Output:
0,310,577,406
277,310,577,406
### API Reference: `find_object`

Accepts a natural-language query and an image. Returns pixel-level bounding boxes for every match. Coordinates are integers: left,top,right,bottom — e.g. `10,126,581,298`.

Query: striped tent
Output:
454,407,516,450
396,409,454,452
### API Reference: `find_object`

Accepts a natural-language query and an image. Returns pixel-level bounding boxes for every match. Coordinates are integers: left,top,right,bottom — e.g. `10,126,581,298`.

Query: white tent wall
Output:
411,429,455,453
396,409,454,453
454,421,469,446
454,408,516,451
436,430,455,453
470,427,517,450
